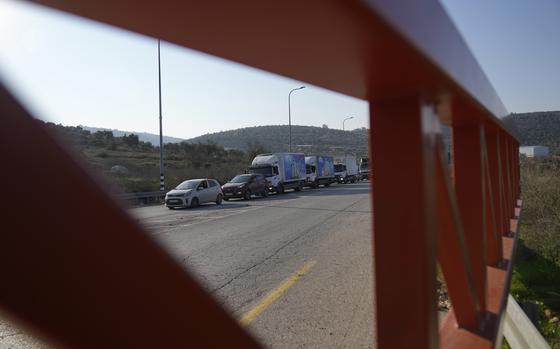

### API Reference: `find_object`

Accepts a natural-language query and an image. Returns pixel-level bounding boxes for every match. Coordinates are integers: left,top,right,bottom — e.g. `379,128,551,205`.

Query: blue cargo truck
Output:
305,155,335,188
249,153,306,193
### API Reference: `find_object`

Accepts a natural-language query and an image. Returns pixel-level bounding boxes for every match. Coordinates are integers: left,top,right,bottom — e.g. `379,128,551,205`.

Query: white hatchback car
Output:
165,179,223,209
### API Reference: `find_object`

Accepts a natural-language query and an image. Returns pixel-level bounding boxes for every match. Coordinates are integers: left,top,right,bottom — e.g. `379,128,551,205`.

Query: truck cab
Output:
359,157,370,180
334,155,358,183
249,153,306,193
306,162,317,184
248,163,280,191
305,156,318,186
334,163,347,183
305,155,335,188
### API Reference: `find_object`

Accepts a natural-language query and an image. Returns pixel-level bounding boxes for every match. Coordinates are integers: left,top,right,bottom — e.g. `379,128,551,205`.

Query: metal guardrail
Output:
117,191,167,202
504,294,551,349
2,1,524,349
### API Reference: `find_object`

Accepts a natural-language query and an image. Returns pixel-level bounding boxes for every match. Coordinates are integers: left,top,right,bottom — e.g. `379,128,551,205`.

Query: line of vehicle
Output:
239,260,316,326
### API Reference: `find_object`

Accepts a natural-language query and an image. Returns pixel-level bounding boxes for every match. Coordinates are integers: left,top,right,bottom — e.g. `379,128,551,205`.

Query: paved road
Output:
134,181,374,348
1,181,374,349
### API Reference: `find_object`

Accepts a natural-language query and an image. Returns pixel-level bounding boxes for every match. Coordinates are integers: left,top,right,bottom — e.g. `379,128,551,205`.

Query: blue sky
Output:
440,0,560,114
0,0,559,139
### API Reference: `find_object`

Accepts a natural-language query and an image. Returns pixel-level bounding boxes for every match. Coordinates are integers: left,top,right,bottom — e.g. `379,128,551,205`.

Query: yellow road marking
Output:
239,260,316,326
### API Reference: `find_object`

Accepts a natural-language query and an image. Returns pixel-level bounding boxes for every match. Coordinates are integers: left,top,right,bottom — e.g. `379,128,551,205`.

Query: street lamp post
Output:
288,86,305,152
343,116,354,131
158,40,164,191
342,116,354,159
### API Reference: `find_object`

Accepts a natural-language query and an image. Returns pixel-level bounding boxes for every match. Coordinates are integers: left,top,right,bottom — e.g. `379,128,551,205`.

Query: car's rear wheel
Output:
216,194,223,205
190,197,199,208
244,190,252,200
168,207,174,210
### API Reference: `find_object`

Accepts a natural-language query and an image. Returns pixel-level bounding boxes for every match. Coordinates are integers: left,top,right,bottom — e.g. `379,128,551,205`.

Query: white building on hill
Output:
519,145,549,158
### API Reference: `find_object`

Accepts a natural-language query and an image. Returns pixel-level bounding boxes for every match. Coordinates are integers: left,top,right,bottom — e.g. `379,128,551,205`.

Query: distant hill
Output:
81,126,184,145
41,121,250,192
508,111,560,153
186,125,370,157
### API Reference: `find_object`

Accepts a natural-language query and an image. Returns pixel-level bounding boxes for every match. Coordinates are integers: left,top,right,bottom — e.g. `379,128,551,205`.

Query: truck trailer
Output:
305,155,335,188
249,153,306,193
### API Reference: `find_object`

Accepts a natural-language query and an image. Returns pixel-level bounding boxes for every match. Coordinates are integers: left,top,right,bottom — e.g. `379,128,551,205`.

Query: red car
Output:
221,174,269,200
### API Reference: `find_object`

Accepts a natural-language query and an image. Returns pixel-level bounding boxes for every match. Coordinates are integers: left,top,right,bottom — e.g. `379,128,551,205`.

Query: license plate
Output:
224,193,233,196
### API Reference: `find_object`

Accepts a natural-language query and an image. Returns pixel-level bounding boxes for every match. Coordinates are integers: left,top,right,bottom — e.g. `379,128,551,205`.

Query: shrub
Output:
520,159,560,264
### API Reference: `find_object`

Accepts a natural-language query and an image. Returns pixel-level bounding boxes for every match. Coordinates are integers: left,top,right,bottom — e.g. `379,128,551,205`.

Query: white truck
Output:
334,155,359,183
249,153,306,193
305,155,335,188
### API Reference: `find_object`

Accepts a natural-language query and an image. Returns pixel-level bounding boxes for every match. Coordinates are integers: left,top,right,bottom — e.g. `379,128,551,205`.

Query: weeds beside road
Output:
509,157,560,348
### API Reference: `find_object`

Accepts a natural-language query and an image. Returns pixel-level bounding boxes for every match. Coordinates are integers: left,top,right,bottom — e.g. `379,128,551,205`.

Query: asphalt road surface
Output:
0,181,374,349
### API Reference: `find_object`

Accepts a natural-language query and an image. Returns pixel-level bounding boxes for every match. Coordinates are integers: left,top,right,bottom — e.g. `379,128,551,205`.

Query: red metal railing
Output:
0,1,521,348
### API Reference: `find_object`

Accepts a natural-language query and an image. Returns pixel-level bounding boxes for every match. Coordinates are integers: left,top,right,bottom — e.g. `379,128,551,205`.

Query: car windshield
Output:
360,164,368,171
250,166,273,176
230,175,252,183
334,164,346,172
175,180,201,190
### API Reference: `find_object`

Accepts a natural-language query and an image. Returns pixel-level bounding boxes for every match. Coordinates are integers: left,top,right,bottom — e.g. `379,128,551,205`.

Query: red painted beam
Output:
440,202,520,349
452,118,487,313
371,97,438,349
0,85,262,349
484,126,503,265
435,135,480,330
4,1,522,348
30,0,516,137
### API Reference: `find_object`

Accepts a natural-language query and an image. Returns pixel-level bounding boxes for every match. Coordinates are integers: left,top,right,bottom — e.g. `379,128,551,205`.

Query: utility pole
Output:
342,116,354,159
158,40,164,191
288,86,305,152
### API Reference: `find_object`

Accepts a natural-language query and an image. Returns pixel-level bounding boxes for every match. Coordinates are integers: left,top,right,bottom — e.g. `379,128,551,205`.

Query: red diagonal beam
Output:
0,85,261,349
435,132,480,330
481,127,500,266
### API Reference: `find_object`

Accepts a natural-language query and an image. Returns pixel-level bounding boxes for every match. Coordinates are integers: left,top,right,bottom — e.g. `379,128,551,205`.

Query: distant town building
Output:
519,145,549,158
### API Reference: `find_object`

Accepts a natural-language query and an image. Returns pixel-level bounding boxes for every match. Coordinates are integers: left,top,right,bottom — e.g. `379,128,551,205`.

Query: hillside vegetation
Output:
81,125,185,144
508,111,560,154
43,121,252,193
187,125,369,157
